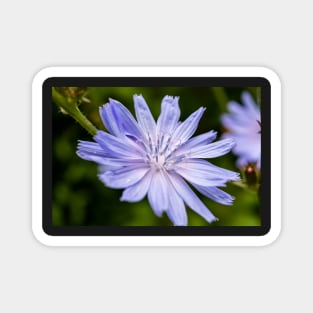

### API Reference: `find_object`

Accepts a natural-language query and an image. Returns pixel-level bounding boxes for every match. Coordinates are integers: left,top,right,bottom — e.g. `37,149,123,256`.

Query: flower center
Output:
142,133,185,170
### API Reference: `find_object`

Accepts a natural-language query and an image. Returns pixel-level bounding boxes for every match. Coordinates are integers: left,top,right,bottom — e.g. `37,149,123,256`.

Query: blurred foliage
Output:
52,86,261,226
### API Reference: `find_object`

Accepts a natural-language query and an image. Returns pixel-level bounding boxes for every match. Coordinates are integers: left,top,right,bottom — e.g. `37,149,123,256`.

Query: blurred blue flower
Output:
77,95,240,225
221,92,261,169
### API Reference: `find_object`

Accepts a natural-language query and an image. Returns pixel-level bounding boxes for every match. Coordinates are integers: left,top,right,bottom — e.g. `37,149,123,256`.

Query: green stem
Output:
52,88,97,136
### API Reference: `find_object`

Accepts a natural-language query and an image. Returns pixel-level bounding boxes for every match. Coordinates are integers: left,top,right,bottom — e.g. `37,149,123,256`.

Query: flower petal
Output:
94,130,144,159
98,165,149,189
168,173,218,223
98,164,123,173
147,170,169,217
221,114,248,133
99,98,143,139
76,140,144,169
171,107,205,144
120,170,153,202
166,182,187,226
228,101,247,119
174,159,240,187
187,138,235,159
192,185,235,205
242,92,260,118
157,96,180,136
134,94,156,141
173,167,227,187
173,130,217,156
76,140,108,164
232,136,260,159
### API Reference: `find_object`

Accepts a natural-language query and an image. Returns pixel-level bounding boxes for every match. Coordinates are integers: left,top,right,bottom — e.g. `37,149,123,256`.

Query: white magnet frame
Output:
32,67,281,246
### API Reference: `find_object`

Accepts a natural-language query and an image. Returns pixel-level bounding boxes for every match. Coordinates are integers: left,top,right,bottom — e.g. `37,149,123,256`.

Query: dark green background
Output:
52,86,261,226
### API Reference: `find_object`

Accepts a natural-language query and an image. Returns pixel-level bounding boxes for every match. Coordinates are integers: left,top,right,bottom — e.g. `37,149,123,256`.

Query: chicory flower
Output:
221,92,261,169
77,95,240,225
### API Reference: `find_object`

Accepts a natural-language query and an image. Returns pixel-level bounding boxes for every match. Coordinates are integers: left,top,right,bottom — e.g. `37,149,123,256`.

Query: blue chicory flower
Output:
77,95,240,226
221,92,261,169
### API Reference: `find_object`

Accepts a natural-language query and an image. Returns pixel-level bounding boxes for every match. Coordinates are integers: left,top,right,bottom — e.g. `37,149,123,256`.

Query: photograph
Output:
51,85,262,227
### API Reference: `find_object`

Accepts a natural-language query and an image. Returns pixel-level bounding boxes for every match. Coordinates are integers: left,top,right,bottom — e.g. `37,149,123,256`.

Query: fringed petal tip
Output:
230,172,241,182
210,216,219,223
100,98,113,110
76,150,85,158
77,139,90,147
217,192,235,206
133,94,156,137
98,103,108,118
163,95,180,101
133,94,144,101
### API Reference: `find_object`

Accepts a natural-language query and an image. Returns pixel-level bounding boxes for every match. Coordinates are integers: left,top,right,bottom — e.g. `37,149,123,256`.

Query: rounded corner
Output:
32,67,62,91
258,224,282,247
32,224,54,247
32,66,53,82
256,66,282,89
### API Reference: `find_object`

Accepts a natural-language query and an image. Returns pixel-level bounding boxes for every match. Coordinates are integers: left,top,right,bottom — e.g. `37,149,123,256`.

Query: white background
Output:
0,1,310,312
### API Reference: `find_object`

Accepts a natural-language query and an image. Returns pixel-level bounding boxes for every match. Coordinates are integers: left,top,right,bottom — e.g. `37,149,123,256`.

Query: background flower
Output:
221,91,261,169
77,95,239,226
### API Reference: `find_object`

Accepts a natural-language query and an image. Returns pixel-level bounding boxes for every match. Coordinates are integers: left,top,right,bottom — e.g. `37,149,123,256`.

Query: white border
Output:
32,67,281,246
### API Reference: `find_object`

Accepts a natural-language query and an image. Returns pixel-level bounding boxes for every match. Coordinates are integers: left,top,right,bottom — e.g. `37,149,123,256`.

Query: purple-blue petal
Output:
76,140,145,169
134,94,156,141
171,107,206,144
192,185,235,205
156,96,180,136
99,98,143,139
76,140,107,163
94,130,144,159
221,114,248,133
241,92,260,117
172,130,217,156
168,173,218,223
187,138,235,159
173,167,227,187
173,159,239,187
165,179,187,226
120,170,153,202
147,170,169,217
98,165,149,189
